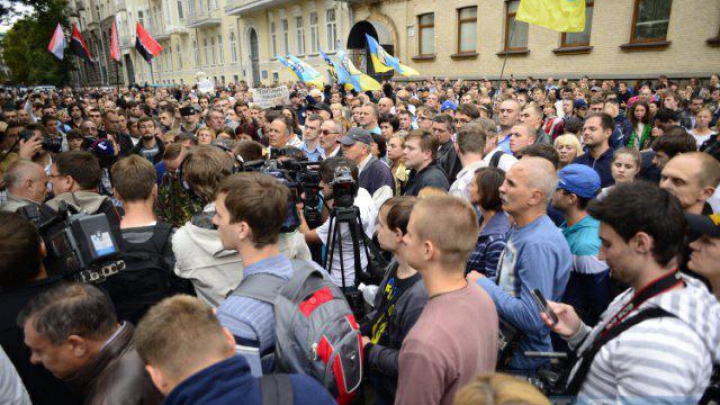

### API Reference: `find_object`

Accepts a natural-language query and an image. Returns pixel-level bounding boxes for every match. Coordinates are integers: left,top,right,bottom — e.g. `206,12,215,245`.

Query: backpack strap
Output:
565,307,674,395
490,150,505,168
231,273,287,304
283,260,324,301
260,374,294,405
149,222,173,253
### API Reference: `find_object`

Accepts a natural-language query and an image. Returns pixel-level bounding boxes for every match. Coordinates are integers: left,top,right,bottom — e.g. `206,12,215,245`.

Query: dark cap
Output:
310,102,331,114
685,213,720,238
574,99,589,109
338,128,372,146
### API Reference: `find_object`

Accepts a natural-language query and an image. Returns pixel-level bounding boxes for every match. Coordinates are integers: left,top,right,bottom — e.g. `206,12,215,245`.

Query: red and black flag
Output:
135,23,162,63
110,20,122,63
70,24,94,63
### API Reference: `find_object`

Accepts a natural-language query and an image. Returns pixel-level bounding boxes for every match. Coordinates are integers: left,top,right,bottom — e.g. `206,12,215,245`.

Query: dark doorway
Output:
347,21,394,81
250,28,261,86
124,54,135,85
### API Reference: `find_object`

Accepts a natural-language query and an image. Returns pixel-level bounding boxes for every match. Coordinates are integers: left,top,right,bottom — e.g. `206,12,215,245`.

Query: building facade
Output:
71,0,720,87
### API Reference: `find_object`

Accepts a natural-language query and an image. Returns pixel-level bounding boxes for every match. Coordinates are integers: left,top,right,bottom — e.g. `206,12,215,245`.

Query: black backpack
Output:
102,222,183,325
489,150,505,168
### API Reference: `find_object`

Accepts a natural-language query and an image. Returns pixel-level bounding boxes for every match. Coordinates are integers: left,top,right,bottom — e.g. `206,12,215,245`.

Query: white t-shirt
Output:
690,129,716,150
316,188,377,288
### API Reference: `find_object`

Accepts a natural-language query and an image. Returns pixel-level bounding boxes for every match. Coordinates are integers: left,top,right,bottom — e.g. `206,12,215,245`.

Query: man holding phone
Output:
540,182,720,402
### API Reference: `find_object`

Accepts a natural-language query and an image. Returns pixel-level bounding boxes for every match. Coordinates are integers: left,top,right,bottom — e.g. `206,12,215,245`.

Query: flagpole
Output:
499,18,517,83
116,61,120,92
149,63,155,85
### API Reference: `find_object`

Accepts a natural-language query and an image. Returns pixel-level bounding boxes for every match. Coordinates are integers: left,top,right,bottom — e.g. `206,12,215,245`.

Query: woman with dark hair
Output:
466,167,510,278
281,107,302,138
626,100,652,150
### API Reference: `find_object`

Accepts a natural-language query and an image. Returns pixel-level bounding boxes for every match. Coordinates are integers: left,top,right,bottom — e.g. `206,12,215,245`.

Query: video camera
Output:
19,202,125,284
237,147,323,231
330,165,357,209
19,130,63,154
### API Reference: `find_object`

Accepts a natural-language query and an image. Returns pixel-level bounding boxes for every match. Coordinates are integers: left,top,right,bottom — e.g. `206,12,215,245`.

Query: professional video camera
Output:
18,202,125,284
19,130,63,154
238,147,323,231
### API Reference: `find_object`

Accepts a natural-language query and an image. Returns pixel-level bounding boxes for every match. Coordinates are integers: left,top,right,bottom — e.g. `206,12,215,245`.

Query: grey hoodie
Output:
172,203,312,307
567,275,720,403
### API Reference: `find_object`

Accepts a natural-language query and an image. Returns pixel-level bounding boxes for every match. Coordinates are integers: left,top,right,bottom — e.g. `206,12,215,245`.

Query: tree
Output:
2,0,73,85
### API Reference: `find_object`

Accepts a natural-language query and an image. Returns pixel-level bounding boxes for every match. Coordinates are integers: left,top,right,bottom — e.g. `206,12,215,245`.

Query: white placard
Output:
250,85,290,108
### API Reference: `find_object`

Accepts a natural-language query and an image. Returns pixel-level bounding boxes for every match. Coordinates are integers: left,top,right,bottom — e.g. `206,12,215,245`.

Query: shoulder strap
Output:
231,273,287,304
565,307,674,395
490,150,505,168
282,260,323,301
147,222,173,253
260,374,294,405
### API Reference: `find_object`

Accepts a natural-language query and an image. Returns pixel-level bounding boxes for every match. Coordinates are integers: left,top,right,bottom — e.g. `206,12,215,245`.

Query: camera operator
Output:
172,146,311,307
339,128,395,210
0,212,81,405
18,283,162,405
1,160,47,213
297,156,377,289
542,182,720,402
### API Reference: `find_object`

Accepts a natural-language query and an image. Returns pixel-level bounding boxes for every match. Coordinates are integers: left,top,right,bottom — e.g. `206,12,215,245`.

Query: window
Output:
138,10,144,28
168,47,173,70
309,11,319,54
273,71,279,83
193,39,200,67
457,7,477,53
203,37,209,67
176,43,182,69
561,1,593,47
418,13,435,56
504,0,529,50
295,16,305,55
177,0,184,19
218,34,224,64
230,31,238,63
210,36,216,65
282,19,289,55
630,0,672,43
271,21,277,57
326,8,337,51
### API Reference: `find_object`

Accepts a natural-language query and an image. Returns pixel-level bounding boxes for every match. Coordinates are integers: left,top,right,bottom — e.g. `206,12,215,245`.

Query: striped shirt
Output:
567,275,720,403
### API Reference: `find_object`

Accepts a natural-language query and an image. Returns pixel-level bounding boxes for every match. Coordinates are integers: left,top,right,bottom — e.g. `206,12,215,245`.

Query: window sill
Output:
552,45,593,55
496,48,530,57
324,51,336,55
707,36,720,47
307,53,319,57
412,55,436,61
619,40,671,51
450,52,478,60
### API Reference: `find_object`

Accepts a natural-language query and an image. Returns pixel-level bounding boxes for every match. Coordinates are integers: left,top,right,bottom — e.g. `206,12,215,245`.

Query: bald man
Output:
468,157,571,375
1,160,47,213
378,97,395,116
660,152,720,215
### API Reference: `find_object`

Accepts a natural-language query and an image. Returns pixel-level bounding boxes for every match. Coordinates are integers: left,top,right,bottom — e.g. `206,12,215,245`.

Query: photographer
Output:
172,146,311,306
297,156,377,289
18,283,162,405
542,182,720,402
0,212,80,405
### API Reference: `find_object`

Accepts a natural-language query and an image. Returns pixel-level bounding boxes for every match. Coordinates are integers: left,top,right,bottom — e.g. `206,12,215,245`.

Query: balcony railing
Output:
186,2,222,28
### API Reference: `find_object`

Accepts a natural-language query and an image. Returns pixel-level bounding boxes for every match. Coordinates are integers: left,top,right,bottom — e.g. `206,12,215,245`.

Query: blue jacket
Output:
573,148,615,188
163,356,336,405
466,212,511,278
611,113,633,150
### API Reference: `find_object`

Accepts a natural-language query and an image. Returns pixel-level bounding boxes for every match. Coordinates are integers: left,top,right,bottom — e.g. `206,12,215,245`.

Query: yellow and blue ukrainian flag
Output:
516,0,586,33
277,54,325,89
365,34,419,77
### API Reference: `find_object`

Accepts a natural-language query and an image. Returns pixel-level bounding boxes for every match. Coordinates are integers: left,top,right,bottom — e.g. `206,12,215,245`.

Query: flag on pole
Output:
135,23,162,63
319,50,337,81
47,23,65,60
70,24,94,63
110,20,122,63
278,54,325,89
516,0,586,33
365,34,419,77
336,46,382,92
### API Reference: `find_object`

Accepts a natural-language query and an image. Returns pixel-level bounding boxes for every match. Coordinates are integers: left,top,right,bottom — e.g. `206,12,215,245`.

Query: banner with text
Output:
251,86,290,108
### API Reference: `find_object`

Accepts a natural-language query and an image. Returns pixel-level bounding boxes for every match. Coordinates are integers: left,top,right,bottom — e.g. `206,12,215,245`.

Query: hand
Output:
540,301,582,338
361,336,371,346
18,135,42,159
466,270,485,285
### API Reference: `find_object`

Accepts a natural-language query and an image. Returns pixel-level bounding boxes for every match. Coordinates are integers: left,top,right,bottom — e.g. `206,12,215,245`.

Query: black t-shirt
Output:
367,265,421,347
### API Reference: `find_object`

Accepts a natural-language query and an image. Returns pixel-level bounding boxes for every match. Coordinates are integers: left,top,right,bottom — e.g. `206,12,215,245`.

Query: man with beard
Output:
131,117,165,164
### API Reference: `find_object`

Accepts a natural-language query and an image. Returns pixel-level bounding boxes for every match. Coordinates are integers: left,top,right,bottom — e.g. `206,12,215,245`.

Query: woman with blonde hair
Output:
454,373,550,405
553,134,583,170
195,127,216,145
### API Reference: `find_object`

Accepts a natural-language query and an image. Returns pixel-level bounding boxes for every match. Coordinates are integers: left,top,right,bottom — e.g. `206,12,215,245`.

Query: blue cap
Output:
440,100,457,112
557,164,601,199
574,99,588,109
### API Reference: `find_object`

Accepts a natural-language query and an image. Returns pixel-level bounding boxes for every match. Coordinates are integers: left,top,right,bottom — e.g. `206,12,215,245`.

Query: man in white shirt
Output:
450,123,489,201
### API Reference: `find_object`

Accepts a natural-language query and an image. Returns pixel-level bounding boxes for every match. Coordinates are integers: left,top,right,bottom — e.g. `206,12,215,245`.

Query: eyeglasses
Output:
322,130,339,135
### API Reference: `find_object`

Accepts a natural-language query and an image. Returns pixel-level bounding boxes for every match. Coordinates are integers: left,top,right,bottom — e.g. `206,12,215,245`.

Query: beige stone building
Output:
71,0,720,87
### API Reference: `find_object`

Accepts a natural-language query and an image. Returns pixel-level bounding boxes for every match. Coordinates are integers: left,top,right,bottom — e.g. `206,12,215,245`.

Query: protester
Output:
573,113,615,187
553,134,583,170
402,129,450,196
338,128,394,208
453,373,550,405
687,212,720,298
395,196,498,405
0,160,46,212
543,182,720,402
450,122,489,200
598,147,641,199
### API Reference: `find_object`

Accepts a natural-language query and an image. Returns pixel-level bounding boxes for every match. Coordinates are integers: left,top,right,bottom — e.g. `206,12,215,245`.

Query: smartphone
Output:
532,289,558,326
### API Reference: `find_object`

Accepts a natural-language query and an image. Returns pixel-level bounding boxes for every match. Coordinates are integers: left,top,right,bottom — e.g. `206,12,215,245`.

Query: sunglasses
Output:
322,130,339,135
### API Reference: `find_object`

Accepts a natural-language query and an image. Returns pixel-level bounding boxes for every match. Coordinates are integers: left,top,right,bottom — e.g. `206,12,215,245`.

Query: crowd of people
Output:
1,72,720,405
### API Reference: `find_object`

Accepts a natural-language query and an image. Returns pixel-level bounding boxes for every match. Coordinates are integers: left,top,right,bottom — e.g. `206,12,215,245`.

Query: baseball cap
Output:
574,99,589,109
590,86,602,92
441,100,457,112
685,213,720,238
310,102,332,115
557,164,601,199
338,128,372,146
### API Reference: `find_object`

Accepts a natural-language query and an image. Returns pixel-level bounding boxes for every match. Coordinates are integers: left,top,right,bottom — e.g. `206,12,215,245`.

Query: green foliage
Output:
2,0,74,86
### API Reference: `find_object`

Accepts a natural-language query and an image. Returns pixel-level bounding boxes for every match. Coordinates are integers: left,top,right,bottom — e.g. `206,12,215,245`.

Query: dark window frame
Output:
418,13,435,56
504,0,528,51
560,0,594,47
629,0,673,44
457,6,478,54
